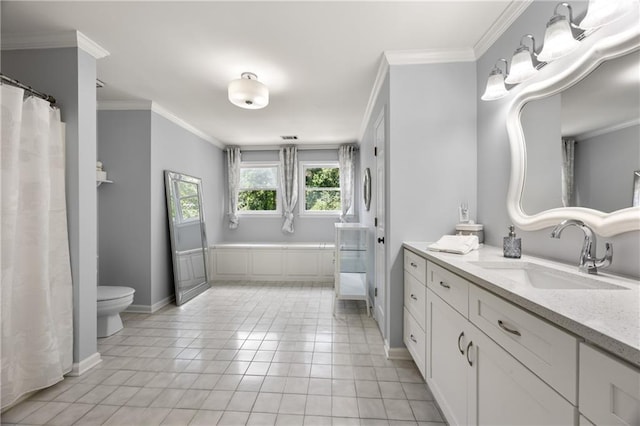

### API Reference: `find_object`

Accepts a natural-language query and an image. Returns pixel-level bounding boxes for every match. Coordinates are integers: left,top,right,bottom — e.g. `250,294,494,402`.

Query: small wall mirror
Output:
164,171,209,305
505,20,640,236
363,167,372,211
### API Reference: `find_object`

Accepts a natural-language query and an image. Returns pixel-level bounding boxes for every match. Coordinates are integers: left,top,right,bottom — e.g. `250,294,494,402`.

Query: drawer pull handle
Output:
410,294,418,301
457,331,465,355
410,262,418,268
439,281,450,289
466,341,473,366
410,334,417,343
498,320,522,337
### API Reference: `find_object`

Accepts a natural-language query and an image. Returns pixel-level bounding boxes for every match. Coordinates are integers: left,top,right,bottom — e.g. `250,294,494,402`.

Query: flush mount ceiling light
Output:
580,0,636,30
505,35,539,85
481,59,509,101
537,2,581,63
228,72,269,109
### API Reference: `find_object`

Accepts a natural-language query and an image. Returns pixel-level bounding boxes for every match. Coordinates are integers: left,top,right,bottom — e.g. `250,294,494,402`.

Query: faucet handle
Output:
595,242,613,270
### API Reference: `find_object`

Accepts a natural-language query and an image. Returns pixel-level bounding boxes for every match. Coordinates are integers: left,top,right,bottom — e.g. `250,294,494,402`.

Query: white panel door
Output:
374,107,386,333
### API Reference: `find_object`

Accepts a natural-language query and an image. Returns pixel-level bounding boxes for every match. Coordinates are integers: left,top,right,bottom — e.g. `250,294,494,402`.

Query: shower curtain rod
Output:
0,73,57,105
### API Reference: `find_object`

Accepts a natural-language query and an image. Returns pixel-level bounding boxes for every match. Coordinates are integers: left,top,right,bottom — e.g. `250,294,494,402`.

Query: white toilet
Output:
97,286,135,338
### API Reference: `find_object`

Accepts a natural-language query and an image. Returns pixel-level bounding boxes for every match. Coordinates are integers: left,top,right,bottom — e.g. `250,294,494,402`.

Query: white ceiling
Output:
1,1,522,148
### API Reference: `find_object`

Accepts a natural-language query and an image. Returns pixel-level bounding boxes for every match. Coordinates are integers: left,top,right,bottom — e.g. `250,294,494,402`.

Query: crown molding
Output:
357,54,390,143
474,0,534,59
384,48,476,65
574,118,640,141
98,100,224,149
1,31,110,59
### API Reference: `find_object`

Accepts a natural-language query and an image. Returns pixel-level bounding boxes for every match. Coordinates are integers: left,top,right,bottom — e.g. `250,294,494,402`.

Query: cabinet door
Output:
427,289,470,426
469,326,576,426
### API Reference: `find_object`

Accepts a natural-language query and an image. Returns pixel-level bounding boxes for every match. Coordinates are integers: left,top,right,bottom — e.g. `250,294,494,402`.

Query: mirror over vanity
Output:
164,171,210,305
506,16,640,236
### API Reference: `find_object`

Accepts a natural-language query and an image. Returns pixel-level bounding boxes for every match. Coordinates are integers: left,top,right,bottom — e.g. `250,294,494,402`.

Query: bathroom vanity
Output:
403,243,640,426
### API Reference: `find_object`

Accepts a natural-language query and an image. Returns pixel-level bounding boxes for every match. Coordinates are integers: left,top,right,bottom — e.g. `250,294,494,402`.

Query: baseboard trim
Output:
385,344,412,360
67,352,102,376
126,295,175,314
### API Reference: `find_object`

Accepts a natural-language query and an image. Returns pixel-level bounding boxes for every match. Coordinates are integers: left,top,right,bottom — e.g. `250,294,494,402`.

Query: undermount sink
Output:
470,261,628,291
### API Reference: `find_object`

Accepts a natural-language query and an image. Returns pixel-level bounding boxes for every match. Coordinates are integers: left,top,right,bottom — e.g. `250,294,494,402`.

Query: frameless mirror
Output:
164,171,209,305
505,18,640,236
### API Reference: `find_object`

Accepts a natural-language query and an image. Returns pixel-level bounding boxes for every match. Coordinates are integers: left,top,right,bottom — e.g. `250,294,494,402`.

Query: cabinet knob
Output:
410,262,417,268
410,294,417,301
410,334,417,343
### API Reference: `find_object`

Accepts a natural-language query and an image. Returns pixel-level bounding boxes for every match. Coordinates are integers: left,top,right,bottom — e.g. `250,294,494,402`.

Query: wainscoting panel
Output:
210,243,334,282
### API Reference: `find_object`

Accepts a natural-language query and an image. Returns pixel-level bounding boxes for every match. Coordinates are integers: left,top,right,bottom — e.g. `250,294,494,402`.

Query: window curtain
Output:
1,86,73,409
279,146,298,233
226,147,241,229
338,144,357,222
561,138,576,207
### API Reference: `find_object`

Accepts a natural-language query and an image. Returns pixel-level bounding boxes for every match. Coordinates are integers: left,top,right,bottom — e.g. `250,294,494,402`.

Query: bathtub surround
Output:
2,36,107,376
97,106,225,313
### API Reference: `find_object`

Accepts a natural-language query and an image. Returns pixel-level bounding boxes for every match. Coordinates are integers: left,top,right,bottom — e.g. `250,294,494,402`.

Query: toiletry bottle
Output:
503,225,521,258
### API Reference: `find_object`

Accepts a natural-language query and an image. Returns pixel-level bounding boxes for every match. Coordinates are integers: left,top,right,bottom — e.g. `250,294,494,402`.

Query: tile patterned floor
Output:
2,282,445,426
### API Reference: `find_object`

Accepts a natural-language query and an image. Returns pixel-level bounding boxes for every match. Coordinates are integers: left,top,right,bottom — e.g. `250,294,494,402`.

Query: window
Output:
238,162,280,213
300,161,341,214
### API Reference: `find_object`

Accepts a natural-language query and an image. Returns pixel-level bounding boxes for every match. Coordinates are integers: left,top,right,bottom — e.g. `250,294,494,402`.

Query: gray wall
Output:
477,0,640,278
221,149,356,243
361,61,477,348
97,111,152,305
97,109,224,308
575,124,640,212
2,47,99,364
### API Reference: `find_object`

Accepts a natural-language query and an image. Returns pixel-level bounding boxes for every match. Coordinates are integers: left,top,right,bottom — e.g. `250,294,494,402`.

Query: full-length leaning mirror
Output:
506,17,640,237
164,171,209,305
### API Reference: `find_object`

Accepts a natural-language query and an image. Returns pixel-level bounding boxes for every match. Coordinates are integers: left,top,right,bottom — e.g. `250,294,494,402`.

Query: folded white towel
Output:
427,235,479,255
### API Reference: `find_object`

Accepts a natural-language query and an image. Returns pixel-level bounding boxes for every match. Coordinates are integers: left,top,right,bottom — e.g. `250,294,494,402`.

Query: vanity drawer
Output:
404,272,426,329
404,249,426,284
579,343,640,426
469,285,578,404
404,307,426,378
427,261,469,318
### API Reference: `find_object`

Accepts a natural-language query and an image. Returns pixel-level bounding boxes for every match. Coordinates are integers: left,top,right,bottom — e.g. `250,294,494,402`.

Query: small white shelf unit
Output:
334,223,369,316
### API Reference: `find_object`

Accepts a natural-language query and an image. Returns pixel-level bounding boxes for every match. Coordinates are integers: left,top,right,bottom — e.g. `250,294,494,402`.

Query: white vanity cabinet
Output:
422,257,576,426
579,343,640,426
403,249,427,377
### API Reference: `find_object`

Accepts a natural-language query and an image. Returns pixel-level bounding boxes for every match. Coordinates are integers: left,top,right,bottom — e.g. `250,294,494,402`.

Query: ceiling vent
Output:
281,135,298,140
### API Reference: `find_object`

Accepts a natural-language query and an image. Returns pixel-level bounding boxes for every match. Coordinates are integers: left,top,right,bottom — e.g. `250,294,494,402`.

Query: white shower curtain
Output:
1,85,73,409
338,144,357,222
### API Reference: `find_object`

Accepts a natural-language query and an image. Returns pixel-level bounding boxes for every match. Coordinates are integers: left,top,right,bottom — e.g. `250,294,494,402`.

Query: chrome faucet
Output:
550,219,613,274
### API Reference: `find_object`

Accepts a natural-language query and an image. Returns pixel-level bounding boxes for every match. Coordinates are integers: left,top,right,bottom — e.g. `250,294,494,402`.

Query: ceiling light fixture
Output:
505,35,539,85
228,72,269,110
481,59,510,101
537,2,581,63
579,0,636,30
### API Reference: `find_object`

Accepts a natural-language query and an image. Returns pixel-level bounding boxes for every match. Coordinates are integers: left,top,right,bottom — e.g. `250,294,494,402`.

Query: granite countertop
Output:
404,242,640,368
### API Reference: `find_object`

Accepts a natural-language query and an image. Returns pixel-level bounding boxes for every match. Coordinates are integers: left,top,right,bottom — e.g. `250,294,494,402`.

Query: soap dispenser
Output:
503,225,521,259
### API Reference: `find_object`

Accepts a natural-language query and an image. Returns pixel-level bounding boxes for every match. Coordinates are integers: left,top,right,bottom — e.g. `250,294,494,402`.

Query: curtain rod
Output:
0,73,57,105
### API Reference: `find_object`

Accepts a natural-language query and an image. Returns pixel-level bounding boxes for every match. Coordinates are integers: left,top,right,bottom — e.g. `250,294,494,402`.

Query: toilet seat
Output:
98,286,135,301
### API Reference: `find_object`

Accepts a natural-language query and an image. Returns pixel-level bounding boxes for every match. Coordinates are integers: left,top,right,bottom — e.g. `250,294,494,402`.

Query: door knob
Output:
377,237,385,244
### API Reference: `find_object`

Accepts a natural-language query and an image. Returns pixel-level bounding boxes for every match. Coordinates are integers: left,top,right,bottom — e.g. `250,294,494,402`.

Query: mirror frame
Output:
164,170,210,305
506,17,640,237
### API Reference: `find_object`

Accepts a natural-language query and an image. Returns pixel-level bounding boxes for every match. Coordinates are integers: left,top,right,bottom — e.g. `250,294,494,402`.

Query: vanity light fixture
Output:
505,35,540,84
481,59,510,101
228,72,269,109
537,2,581,63
580,0,636,30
